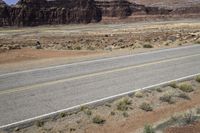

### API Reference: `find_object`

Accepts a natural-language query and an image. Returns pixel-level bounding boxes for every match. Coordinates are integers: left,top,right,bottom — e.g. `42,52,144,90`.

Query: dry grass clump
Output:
196,108,200,114
196,75,200,83
179,84,194,92
143,124,155,133
160,93,175,104
182,111,196,125
92,115,105,124
143,44,153,48
117,98,132,111
140,102,153,112
169,82,178,88
135,91,144,98
35,121,44,127
178,93,190,100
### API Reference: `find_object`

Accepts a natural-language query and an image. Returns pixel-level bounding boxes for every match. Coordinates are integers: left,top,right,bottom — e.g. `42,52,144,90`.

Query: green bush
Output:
178,93,190,100
123,112,129,117
135,91,144,98
59,112,66,118
156,88,163,92
35,121,44,127
196,76,200,83
110,111,115,116
143,44,153,48
143,124,155,133
169,82,178,88
92,115,105,124
140,102,153,112
160,93,175,104
117,98,132,111
183,111,196,125
179,84,194,92
84,109,92,116
196,108,200,114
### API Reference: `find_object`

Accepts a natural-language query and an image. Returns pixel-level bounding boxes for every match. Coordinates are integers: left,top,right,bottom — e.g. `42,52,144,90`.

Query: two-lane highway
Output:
0,45,200,128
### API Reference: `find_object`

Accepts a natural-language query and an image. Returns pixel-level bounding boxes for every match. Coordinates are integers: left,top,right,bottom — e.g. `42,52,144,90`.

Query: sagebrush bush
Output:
135,91,144,98
196,76,200,83
143,124,155,133
143,44,153,48
117,98,132,111
92,115,105,124
35,121,44,127
179,84,193,92
160,93,175,104
178,93,190,100
169,82,178,88
183,111,196,125
140,102,153,112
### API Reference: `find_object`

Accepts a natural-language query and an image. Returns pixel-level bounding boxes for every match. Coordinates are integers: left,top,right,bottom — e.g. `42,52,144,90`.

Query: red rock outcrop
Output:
0,0,102,26
0,0,199,27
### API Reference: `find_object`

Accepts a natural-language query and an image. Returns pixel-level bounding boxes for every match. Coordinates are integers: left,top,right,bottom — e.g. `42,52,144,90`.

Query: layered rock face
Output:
0,0,199,27
95,0,173,18
0,0,101,26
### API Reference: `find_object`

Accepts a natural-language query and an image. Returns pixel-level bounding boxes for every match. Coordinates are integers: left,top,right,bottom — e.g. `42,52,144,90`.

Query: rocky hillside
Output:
0,0,200,26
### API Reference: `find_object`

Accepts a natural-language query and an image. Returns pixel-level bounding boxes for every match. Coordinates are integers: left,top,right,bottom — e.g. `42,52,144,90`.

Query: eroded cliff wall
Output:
0,0,102,26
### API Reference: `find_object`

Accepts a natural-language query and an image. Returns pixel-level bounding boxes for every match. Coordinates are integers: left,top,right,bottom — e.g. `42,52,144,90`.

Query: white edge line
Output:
0,44,199,77
1,72,200,129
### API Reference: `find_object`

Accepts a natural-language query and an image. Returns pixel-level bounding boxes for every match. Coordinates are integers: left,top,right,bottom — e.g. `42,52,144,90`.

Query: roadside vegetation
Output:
3,78,200,133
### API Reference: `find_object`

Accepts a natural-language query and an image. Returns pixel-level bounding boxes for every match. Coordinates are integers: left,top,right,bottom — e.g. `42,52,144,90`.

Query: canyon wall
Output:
0,0,102,26
0,0,199,27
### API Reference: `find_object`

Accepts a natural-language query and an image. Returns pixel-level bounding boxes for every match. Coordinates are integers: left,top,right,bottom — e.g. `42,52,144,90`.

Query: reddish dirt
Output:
0,48,100,64
165,122,200,133
85,90,200,133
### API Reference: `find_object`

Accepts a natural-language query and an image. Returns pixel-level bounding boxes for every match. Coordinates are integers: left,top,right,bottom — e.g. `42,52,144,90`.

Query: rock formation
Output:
0,0,102,26
0,0,199,27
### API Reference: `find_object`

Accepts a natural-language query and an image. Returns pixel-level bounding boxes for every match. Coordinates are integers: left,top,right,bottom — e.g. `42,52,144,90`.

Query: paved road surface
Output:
0,45,200,127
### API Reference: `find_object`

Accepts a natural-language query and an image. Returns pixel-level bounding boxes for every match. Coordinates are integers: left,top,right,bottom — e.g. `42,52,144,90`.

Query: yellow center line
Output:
0,53,200,95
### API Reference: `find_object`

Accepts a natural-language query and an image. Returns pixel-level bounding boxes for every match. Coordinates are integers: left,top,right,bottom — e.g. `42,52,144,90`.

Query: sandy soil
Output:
165,121,200,133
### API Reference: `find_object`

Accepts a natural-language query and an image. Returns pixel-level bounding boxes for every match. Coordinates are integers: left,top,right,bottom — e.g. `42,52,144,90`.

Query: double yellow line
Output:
0,53,200,95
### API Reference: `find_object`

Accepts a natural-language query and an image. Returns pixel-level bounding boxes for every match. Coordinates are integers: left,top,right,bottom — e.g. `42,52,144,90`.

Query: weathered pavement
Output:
0,45,200,127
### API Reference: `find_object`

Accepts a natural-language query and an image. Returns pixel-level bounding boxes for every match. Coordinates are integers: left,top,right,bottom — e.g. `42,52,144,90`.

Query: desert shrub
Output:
140,102,153,112
178,93,190,100
169,82,178,88
35,121,44,127
196,40,200,44
160,93,175,104
196,76,200,83
59,112,66,118
183,111,196,125
110,111,115,116
179,84,193,92
80,106,87,111
123,112,129,117
84,109,92,116
143,44,153,48
105,103,111,107
143,124,155,133
92,115,105,124
196,108,200,114
156,87,163,92
70,128,76,132
117,98,132,111
75,46,82,50
135,91,144,98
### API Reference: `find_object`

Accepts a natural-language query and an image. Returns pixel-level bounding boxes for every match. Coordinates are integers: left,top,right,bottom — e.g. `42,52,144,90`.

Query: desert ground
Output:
0,19,200,72
0,19,200,133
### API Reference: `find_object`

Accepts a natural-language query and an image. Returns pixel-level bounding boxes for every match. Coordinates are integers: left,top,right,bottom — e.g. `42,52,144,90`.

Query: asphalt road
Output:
0,45,200,127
